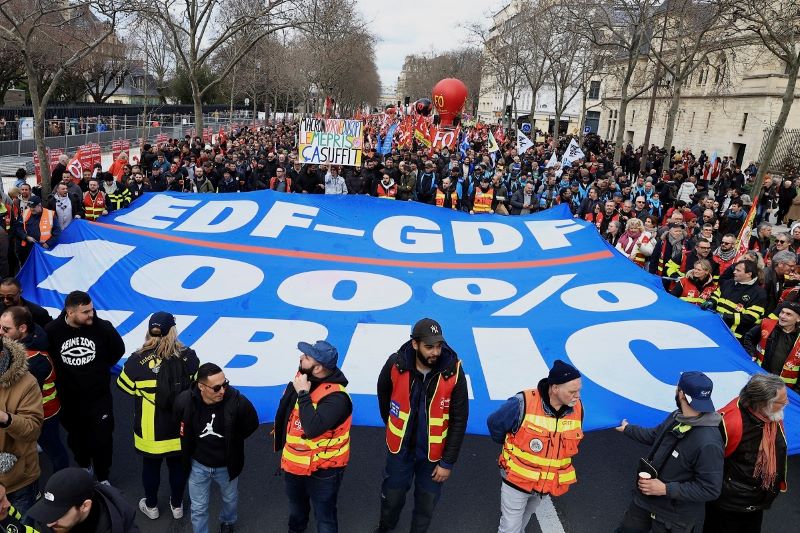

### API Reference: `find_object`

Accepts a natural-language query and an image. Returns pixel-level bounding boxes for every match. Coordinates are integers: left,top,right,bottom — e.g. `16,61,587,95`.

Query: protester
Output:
0,277,52,328
374,318,468,533
15,196,60,266
274,341,352,533
174,363,259,533
45,291,125,485
705,260,767,340
487,360,583,533
117,311,199,520
705,374,789,533
742,302,800,391
615,371,724,533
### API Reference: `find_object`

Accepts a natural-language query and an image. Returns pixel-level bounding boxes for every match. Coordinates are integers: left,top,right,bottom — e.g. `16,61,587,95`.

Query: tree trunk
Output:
528,85,536,127
191,75,204,133
26,63,52,197
229,67,237,122
661,81,683,173
752,59,800,200
578,90,588,145
613,83,630,166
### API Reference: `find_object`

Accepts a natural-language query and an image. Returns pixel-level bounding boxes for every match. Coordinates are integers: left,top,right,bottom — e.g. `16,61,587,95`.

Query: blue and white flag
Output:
460,134,471,159
19,192,800,452
377,123,397,156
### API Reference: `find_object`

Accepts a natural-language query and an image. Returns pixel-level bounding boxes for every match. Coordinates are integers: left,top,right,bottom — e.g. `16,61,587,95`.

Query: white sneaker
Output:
138,498,159,520
170,502,183,519
99,480,111,486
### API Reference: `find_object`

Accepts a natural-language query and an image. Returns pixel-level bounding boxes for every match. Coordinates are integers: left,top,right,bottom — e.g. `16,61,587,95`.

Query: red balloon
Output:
432,78,468,128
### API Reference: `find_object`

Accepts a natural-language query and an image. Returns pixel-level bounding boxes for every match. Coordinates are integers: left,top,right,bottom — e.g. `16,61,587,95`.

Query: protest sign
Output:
298,118,363,166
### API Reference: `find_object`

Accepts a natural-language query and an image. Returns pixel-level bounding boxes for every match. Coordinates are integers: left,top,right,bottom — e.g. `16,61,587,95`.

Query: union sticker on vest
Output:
390,400,400,418
529,438,544,453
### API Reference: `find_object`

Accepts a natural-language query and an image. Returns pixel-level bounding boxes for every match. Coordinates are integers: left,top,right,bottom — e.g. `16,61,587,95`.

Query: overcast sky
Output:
355,0,505,93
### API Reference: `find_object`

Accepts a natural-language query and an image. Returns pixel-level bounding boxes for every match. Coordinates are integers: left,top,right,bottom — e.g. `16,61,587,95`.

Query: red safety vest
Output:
269,177,293,192
22,209,54,244
377,182,397,199
473,188,493,213
385,360,461,462
678,277,718,306
435,189,458,210
26,349,60,419
0,202,12,231
83,191,106,221
718,397,787,490
281,383,351,475
755,319,800,387
499,389,583,496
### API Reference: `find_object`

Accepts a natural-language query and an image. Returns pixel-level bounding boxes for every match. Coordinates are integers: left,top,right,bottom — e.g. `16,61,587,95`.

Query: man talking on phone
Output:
614,372,724,533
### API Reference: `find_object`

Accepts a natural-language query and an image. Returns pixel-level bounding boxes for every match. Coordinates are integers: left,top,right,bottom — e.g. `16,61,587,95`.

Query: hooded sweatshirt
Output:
45,311,125,410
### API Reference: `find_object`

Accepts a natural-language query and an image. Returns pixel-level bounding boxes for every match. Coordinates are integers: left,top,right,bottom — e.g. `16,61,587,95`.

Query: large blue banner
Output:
18,192,800,452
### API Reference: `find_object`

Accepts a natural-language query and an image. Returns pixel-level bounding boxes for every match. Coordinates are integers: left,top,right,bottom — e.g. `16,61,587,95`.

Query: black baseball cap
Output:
27,468,95,524
411,318,444,343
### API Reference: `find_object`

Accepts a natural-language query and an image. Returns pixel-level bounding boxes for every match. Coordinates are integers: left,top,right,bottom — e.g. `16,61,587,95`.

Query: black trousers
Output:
60,399,115,482
616,501,700,533
703,503,763,533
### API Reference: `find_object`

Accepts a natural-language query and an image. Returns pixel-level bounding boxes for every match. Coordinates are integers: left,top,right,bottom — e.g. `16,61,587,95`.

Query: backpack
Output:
155,354,191,410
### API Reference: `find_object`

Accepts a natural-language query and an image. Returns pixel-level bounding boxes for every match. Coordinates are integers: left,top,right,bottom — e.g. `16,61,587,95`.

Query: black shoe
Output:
220,524,235,533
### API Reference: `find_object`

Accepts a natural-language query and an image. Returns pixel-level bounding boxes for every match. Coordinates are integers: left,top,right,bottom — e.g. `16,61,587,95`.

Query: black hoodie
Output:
273,368,352,463
44,311,125,409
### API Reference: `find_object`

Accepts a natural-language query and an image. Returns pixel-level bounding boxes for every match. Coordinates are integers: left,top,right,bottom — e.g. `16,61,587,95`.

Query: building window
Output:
631,110,635,123
741,113,748,131
588,80,600,100
705,112,711,131
690,112,695,131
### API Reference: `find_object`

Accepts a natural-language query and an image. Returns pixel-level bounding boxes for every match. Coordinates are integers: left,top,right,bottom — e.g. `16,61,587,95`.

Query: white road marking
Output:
537,495,566,533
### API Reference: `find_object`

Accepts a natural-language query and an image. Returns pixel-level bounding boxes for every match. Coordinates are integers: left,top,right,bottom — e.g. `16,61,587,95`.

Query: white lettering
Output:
524,220,584,250
492,274,576,316
474,327,549,400
174,201,259,233
277,270,412,311
432,277,517,302
372,216,443,254
114,195,199,229
451,221,523,255
37,241,135,293
340,323,411,394
561,283,658,312
130,255,264,302
250,201,317,238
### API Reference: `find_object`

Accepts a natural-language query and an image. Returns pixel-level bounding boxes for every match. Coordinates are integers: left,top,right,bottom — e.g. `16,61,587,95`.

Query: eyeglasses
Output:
0,292,19,301
199,380,229,393
697,246,711,250
777,240,789,244
0,325,10,333
722,241,735,246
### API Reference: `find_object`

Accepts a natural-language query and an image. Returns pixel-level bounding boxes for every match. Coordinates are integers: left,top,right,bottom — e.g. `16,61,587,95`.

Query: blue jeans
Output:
187,460,238,533
8,480,38,516
378,451,443,533
284,469,344,533
39,415,69,472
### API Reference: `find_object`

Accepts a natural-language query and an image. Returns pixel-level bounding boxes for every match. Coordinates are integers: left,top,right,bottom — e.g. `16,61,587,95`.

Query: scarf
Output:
713,244,737,262
618,232,638,254
749,408,778,490
668,233,684,261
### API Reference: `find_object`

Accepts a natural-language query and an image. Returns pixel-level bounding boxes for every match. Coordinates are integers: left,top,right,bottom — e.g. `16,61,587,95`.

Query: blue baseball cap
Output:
677,371,715,413
297,340,339,369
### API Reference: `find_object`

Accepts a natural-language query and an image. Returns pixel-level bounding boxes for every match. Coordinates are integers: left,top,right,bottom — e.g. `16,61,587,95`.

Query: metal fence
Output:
758,127,800,173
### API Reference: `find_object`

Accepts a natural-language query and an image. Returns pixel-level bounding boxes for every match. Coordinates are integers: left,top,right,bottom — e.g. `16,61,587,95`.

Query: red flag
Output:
734,194,759,262
67,147,92,181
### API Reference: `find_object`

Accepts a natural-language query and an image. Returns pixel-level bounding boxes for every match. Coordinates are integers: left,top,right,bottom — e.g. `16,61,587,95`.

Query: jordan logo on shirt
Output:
199,414,223,439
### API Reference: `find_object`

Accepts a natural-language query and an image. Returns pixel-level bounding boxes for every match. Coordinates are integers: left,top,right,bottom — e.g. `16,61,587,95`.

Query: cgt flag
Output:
16,191,800,452
67,148,91,181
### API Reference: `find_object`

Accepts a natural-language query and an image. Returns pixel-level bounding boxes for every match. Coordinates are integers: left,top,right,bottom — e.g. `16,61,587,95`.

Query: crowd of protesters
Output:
0,119,796,533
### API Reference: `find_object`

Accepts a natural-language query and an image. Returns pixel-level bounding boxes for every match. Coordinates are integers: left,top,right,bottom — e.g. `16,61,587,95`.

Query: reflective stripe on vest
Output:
499,389,583,496
679,277,717,306
385,360,460,462
26,350,60,419
756,319,800,385
435,189,458,210
377,184,397,199
473,188,493,213
83,191,105,220
22,209,54,243
281,383,351,475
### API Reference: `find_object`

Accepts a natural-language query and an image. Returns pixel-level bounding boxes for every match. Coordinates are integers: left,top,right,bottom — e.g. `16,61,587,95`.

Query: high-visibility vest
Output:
0,502,39,532
269,177,293,192
499,388,583,496
385,360,460,462
281,383,351,475
473,188,493,213
83,191,106,220
678,277,717,306
632,234,651,267
26,349,60,419
377,183,397,199
0,202,12,231
755,319,800,387
22,209,54,243
435,189,458,210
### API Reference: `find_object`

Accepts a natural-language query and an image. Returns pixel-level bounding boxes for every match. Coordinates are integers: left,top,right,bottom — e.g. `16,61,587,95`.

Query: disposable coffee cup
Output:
638,472,652,480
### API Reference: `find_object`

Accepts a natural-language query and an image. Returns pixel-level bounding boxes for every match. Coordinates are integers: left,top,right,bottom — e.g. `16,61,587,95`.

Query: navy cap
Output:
27,195,41,207
411,318,444,344
548,359,581,385
298,340,339,370
149,311,176,337
678,371,715,413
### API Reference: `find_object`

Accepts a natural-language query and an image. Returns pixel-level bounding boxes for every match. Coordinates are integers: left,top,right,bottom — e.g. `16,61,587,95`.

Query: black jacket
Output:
377,340,468,466
45,311,125,410
273,369,352,462
624,411,724,526
0,298,52,329
173,384,259,480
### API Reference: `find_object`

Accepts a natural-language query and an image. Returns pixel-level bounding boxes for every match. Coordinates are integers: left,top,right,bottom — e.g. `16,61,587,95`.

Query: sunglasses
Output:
200,379,229,393
778,240,789,244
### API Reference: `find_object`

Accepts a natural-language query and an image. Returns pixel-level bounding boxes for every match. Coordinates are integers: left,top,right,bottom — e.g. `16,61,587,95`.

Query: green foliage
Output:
171,66,223,104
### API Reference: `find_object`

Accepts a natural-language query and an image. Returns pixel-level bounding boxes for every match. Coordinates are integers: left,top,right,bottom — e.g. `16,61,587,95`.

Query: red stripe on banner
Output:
91,221,613,270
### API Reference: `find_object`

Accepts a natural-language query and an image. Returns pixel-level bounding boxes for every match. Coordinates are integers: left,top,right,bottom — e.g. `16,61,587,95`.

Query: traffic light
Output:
505,105,512,116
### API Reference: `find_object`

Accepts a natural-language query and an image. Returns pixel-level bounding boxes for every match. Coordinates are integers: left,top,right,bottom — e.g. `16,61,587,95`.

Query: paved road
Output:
36,387,800,533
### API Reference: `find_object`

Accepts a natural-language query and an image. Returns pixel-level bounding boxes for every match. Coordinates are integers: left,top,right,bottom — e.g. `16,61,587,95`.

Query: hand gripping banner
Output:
18,192,800,452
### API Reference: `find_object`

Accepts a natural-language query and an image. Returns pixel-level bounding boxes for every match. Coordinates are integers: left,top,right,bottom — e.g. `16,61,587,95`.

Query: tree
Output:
564,0,658,165
82,54,130,103
517,2,552,126
731,0,800,198
0,0,122,196
143,0,310,132
0,40,25,103
397,48,482,114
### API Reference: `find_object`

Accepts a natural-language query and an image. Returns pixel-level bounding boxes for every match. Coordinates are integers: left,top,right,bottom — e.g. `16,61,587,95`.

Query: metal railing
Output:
758,127,800,173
